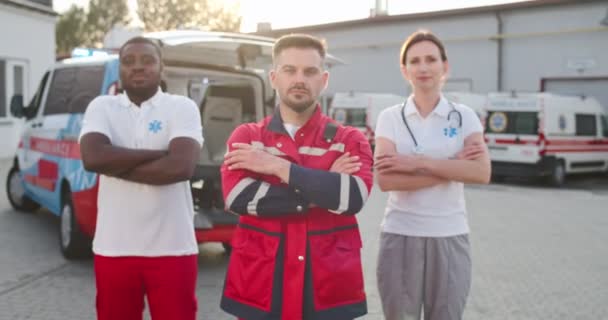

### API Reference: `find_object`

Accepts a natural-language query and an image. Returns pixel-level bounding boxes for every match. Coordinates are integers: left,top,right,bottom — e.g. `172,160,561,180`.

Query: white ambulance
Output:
485,92,608,186
329,91,404,149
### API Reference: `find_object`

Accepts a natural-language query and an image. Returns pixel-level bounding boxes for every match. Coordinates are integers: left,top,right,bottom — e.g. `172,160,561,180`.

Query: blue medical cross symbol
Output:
149,120,162,133
444,127,457,138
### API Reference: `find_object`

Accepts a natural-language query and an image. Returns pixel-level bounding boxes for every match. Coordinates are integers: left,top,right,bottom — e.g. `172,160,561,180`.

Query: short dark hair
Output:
272,34,327,62
400,30,447,65
119,36,162,60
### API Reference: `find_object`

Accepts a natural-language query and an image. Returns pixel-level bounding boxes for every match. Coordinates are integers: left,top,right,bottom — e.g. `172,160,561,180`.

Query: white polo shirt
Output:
79,89,203,256
375,95,483,237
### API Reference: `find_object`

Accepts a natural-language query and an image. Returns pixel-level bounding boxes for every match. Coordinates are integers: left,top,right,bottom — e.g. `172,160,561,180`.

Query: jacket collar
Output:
268,104,322,135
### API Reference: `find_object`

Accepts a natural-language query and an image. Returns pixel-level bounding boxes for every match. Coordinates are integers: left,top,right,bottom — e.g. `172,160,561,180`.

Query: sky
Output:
53,0,529,33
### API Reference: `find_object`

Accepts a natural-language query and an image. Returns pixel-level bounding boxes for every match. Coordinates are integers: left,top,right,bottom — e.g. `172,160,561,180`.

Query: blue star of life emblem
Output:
149,120,162,133
443,127,457,138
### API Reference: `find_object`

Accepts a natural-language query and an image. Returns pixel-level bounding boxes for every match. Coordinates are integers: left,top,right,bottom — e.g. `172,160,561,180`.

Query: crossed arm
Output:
221,133,373,217
374,132,491,192
80,132,200,185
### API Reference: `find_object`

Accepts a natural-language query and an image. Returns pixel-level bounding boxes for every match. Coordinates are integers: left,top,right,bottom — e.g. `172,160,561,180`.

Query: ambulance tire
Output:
6,166,40,213
548,160,566,187
59,188,91,259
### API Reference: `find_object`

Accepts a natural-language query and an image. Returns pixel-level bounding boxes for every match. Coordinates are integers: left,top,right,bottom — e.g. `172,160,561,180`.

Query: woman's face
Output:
401,40,449,93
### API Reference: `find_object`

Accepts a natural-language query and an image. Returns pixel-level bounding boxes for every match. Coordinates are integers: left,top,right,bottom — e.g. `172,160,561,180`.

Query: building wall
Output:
501,2,608,91
315,13,499,97
0,3,56,158
269,1,608,109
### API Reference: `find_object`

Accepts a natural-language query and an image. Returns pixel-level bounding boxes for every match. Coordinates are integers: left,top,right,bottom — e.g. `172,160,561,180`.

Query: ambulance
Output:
485,92,608,186
329,91,404,149
5,30,342,258
444,91,487,120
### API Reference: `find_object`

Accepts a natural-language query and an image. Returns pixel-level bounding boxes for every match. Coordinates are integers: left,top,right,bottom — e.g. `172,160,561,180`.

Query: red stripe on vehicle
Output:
545,148,608,153
494,139,537,145
29,137,81,159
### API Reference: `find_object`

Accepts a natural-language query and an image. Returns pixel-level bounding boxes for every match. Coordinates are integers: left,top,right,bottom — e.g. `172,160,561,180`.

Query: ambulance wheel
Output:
222,243,232,254
6,166,40,213
59,188,91,259
548,161,566,187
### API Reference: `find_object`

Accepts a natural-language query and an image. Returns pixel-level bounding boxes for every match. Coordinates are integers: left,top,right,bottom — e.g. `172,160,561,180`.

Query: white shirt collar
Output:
118,87,164,108
404,94,451,118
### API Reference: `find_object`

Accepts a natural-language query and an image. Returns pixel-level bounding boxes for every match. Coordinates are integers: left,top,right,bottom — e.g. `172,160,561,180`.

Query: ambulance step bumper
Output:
491,156,557,177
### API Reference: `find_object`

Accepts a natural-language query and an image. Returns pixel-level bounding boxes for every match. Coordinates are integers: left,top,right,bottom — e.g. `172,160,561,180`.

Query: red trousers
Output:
94,254,198,320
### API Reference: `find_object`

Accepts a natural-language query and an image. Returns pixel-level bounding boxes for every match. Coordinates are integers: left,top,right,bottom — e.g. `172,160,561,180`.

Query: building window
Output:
13,65,24,97
0,60,5,117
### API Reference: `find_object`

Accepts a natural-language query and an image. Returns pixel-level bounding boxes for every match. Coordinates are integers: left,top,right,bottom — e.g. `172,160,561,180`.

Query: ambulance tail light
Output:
538,132,547,156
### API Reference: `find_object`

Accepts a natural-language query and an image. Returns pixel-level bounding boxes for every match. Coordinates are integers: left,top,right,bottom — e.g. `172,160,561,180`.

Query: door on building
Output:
542,77,608,113
0,59,28,158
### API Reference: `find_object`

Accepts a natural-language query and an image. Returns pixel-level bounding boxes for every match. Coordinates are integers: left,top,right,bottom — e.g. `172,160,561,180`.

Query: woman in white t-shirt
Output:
374,30,491,320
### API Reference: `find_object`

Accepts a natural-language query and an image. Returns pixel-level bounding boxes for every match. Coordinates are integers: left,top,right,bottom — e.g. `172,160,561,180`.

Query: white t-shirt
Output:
375,95,483,237
79,90,203,256
283,123,301,140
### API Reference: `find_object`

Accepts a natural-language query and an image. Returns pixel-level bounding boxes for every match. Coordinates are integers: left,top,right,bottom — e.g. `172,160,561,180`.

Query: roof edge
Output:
253,0,602,36
0,0,57,17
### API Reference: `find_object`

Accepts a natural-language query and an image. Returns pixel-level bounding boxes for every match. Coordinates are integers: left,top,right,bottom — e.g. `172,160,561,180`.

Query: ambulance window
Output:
69,65,105,114
601,115,608,137
331,108,366,127
575,114,597,136
486,111,537,135
24,71,50,119
44,67,77,115
44,66,104,115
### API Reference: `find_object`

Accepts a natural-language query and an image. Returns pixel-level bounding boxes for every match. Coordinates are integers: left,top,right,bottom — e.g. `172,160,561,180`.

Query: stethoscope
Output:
400,100,462,154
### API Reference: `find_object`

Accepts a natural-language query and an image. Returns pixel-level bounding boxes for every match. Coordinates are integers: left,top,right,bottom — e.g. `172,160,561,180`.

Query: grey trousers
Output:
376,232,471,320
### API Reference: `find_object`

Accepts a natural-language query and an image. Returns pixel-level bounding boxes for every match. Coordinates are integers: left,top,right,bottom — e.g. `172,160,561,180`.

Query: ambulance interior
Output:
162,66,271,167
161,66,272,212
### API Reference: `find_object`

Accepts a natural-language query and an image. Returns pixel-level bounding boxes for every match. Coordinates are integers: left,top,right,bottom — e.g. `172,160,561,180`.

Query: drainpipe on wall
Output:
496,11,504,92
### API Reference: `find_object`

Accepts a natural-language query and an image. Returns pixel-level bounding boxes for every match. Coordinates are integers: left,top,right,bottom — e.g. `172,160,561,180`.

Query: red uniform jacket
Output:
220,107,373,320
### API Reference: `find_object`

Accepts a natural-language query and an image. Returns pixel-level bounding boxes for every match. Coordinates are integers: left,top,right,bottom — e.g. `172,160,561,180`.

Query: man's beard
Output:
282,87,316,113
284,97,315,113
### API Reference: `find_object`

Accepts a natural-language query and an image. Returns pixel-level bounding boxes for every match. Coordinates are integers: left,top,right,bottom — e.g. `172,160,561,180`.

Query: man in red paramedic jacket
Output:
220,34,373,320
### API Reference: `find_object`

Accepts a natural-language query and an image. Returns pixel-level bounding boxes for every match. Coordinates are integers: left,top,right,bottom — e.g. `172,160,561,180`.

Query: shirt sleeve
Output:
221,125,310,217
374,107,398,144
170,97,204,146
79,96,111,142
287,127,373,215
461,104,484,139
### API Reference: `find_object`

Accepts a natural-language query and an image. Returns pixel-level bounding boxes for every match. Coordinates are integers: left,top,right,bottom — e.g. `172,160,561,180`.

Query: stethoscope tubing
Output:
400,100,462,147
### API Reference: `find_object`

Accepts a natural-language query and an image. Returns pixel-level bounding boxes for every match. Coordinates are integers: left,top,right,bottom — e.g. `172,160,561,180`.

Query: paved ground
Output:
0,158,607,319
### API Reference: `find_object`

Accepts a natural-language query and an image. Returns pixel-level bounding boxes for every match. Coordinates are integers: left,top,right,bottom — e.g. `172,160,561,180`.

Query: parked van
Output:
329,91,404,148
5,31,341,258
485,92,608,186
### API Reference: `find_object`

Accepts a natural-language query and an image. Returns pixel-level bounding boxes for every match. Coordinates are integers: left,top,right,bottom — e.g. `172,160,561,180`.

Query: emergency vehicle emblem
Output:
489,112,508,133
